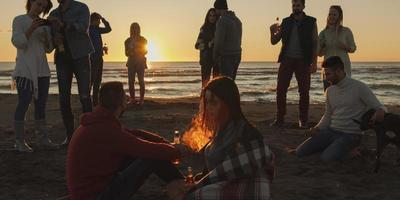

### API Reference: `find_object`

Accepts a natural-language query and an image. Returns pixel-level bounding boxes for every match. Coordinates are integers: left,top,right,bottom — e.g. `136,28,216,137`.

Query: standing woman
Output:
11,0,58,152
195,8,218,88
125,22,148,105
318,5,356,90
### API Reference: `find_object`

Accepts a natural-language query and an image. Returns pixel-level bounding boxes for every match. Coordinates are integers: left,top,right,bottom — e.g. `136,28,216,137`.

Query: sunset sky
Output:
0,0,399,62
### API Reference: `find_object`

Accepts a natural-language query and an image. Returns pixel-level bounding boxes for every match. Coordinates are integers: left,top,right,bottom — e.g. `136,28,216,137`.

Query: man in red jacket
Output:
67,81,187,200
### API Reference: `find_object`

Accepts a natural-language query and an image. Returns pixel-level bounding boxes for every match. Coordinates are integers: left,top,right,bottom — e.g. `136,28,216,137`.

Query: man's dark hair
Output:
322,56,345,71
99,82,125,111
293,0,305,5
90,12,102,23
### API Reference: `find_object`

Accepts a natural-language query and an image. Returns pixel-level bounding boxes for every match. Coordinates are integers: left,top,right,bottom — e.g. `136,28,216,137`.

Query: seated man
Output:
67,81,187,200
296,56,387,161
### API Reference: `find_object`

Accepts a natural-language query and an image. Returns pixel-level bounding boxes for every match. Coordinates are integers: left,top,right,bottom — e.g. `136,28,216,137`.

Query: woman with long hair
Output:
125,22,147,105
195,8,218,88
11,0,58,152
178,77,275,199
318,5,357,90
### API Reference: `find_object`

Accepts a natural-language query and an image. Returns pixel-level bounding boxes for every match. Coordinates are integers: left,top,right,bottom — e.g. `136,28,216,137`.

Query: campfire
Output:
181,114,214,152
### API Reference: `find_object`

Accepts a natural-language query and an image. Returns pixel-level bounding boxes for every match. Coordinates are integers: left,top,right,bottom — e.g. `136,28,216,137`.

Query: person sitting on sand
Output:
171,77,275,200
295,56,386,161
67,81,190,200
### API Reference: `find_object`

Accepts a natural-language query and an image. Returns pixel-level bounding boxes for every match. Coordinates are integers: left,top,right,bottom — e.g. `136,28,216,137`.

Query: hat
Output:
214,0,228,10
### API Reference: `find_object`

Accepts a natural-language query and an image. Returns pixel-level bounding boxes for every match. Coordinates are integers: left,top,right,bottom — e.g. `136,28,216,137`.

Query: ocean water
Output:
0,61,399,105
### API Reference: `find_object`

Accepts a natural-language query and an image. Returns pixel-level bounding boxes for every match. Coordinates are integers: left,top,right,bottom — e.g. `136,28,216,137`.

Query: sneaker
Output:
270,119,284,127
15,140,33,153
38,137,60,150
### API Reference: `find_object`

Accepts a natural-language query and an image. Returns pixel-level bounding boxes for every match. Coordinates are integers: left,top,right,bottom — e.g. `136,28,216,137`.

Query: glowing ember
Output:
181,115,213,152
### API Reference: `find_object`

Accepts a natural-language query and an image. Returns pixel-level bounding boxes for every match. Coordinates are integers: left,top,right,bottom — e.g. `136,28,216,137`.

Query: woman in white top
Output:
11,0,58,152
318,5,356,90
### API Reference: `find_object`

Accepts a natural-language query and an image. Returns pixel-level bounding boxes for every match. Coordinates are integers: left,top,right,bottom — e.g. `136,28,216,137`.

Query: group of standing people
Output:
195,0,243,86
11,0,149,152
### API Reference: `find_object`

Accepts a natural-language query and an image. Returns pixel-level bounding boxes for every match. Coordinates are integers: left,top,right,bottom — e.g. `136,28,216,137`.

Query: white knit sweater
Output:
11,14,54,98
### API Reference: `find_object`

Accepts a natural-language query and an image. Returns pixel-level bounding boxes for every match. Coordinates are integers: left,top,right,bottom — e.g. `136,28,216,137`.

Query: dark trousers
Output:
276,57,311,123
218,54,241,80
14,77,50,121
90,56,104,106
97,159,184,200
127,66,145,100
55,55,92,137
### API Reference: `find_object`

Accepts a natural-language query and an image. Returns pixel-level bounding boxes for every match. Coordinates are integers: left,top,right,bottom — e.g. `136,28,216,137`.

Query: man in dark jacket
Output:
269,0,318,129
213,0,242,80
67,81,188,200
49,0,95,144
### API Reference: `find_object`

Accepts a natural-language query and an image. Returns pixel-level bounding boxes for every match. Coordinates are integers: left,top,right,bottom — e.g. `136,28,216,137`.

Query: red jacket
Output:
67,106,180,200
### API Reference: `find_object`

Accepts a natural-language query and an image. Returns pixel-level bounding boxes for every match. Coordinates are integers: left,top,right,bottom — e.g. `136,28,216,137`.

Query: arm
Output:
43,27,55,53
124,39,130,57
113,128,181,161
310,22,318,72
346,29,356,53
194,29,204,50
125,128,169,143
317,31,326,57
213,20,226,61
11,17,29,49
99,18,112,34
315,91,332,130
270,25,282,45
359,82,387,113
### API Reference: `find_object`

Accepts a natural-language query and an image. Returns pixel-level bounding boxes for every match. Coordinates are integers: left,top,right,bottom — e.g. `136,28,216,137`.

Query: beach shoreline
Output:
1,93,400,199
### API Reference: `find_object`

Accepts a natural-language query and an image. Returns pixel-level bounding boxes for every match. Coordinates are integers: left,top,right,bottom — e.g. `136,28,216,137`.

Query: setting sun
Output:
146,40,163,62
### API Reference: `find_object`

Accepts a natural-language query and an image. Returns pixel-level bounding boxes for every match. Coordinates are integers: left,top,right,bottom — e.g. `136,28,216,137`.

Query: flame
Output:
181,114,213,152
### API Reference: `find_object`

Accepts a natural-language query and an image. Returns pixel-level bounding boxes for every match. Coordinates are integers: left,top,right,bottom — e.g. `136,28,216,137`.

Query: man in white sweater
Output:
296,56,386,161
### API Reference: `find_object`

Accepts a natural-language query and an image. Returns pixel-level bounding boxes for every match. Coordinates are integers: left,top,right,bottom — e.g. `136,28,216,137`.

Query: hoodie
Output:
67,106,180,200
213,11,242,60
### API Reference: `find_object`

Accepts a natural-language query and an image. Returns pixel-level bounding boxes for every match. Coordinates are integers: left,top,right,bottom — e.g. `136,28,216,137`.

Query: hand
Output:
174,144,193,157
270,23,281,35
166,179,193,200
337,41,348,51
310,62,317,73
47,16,63,29
28,18,46,32
369,109,385,126
198,43,205,50
305,127,320,137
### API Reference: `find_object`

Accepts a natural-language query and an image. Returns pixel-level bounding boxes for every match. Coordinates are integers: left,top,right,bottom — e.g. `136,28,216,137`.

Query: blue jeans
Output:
14,77,50,121
218,54,241,80
55,54,92,136
96,159,184,200
296,128,362,161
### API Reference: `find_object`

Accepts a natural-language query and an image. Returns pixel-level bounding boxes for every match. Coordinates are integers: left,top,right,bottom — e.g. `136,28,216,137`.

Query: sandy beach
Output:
1,93,400,200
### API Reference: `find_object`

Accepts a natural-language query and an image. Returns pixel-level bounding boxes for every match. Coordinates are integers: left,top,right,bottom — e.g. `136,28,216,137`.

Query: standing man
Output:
89,12,112,106
213,0,242,80
269,0,318,128
49,0,94,144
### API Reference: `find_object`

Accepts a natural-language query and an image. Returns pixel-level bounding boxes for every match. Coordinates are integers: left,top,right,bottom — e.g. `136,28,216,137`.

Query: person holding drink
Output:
66,81,191,200
11,0,58,152
318,5,356,90
169,77,275,199
269,0,318,129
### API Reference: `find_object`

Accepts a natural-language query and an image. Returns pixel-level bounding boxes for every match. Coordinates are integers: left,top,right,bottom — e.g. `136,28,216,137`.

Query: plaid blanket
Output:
186,139,275,200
